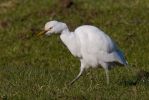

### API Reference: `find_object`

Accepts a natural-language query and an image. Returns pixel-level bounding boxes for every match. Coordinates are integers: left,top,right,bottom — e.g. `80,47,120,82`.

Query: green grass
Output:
0,0,149,99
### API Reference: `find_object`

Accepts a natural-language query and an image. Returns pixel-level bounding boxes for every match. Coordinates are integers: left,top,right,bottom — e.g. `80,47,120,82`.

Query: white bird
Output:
37,20,128,85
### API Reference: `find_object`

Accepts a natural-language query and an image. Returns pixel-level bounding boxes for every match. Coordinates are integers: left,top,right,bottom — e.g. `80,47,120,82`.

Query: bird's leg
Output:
69,60,85,85
105,68,109,85
69,67,84,85
101,63,110,85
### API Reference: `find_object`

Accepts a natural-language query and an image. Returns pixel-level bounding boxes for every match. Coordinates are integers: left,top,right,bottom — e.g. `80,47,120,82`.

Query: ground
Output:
0,0,149,99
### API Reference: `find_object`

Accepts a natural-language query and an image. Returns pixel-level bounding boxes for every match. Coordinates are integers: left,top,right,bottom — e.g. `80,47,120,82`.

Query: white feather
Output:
43,21,128,85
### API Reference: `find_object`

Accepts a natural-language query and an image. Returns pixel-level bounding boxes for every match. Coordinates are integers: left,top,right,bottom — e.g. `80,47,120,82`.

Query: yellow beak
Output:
37,30,47,36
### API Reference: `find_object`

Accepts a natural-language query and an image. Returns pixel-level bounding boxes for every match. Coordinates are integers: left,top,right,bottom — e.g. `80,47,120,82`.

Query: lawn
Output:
0,0,149,99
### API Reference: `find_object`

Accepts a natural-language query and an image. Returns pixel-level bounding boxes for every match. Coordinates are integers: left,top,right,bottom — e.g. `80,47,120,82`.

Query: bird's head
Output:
37,20,67,36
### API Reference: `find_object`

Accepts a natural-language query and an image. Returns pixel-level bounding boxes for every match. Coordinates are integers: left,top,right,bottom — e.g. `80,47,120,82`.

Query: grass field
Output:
0,0,149,99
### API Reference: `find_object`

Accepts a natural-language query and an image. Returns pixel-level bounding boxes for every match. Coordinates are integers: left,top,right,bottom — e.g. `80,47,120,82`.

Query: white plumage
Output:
38,20,128,85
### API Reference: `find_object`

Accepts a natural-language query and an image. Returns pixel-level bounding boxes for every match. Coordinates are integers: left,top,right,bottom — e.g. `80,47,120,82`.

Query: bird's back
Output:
75,25,115,52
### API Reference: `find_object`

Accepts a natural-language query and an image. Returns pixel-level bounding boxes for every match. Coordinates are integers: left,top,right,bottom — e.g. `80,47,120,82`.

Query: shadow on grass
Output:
119,70,149,86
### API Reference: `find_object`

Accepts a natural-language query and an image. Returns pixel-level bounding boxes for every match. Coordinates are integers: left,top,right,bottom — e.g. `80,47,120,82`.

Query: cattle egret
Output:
37,20,128,85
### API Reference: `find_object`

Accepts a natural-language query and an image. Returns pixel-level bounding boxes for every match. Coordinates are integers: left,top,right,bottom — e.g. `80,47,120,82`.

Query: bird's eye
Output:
49,27,53,30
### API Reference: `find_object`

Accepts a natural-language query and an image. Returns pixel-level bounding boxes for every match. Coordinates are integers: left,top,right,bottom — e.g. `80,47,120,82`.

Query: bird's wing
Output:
75,25,116,53
74,25,127,64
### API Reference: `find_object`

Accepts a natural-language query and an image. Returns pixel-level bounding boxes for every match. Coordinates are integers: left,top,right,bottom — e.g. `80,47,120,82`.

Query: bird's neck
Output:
60,28,81,57
61,28,70,35
60,28,71,44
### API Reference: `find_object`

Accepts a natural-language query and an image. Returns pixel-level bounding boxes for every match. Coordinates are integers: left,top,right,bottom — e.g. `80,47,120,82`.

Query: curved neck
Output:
60,27,73,47
60,26,80,57
61,27,71,35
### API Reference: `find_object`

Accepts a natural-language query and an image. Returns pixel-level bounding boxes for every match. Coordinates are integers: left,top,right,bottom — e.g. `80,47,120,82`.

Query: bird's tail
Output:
112,50,128,66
